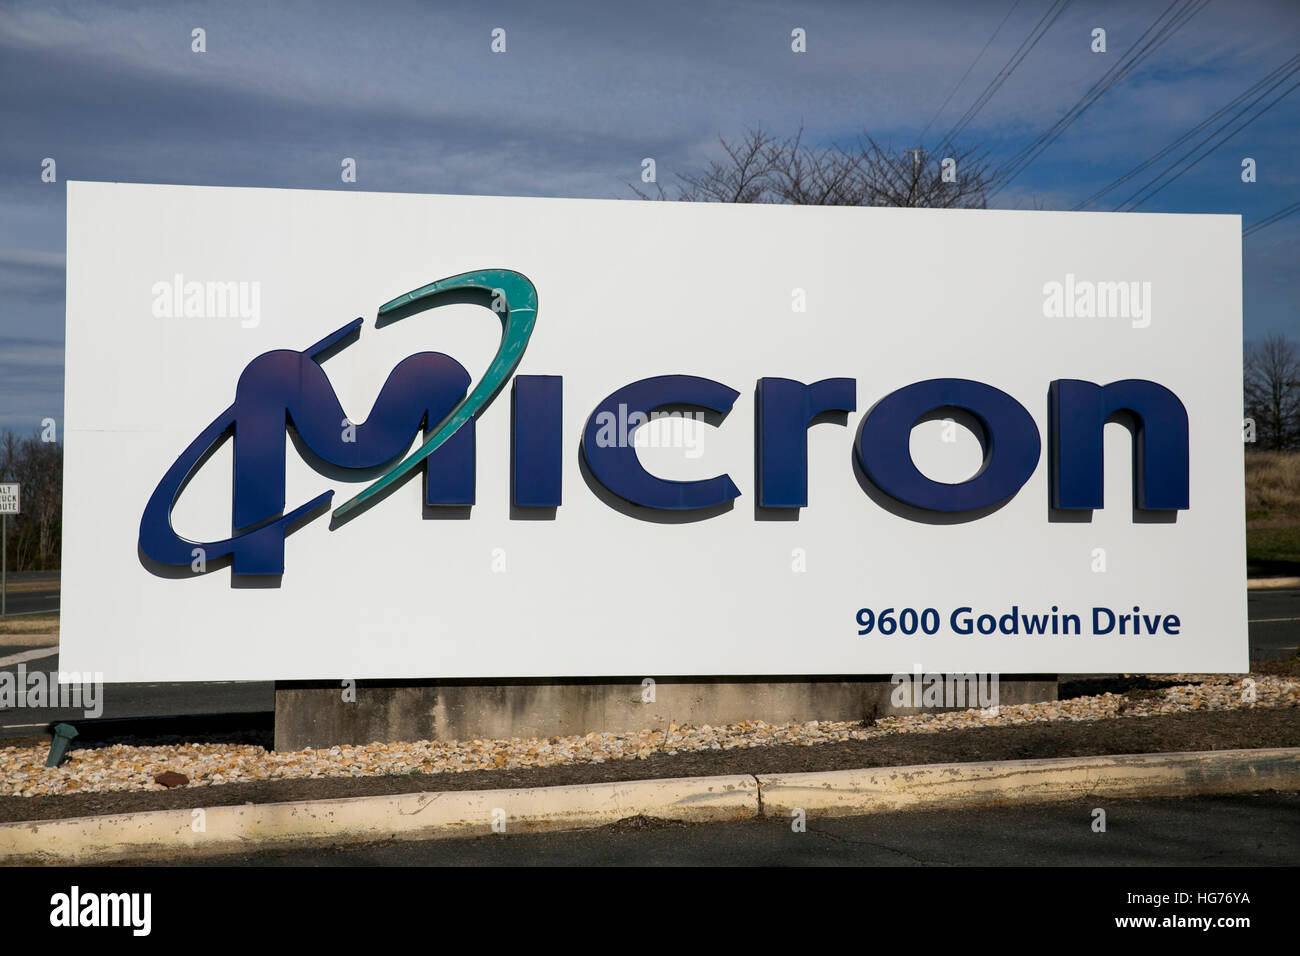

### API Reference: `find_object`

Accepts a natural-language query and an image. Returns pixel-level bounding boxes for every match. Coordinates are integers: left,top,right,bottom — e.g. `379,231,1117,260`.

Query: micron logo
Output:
139,270,1190,578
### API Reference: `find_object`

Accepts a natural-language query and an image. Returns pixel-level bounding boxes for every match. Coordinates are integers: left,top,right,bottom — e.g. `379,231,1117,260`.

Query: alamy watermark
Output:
891,669,1000,714
592,404,706,458
50,886,150,935
1042,273,1151,328
151,273,261,328
0,666,103,718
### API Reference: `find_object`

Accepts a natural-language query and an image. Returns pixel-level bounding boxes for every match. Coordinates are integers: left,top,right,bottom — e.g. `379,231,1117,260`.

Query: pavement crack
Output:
806,824,937,865
400,792,443,816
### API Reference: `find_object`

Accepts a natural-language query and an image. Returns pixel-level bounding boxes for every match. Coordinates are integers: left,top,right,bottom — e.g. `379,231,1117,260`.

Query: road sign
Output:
0,482,14,616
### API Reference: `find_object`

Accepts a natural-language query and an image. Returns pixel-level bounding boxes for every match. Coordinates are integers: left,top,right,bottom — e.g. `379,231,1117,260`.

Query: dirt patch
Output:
1058,675,1188,698
1,706,1294,825
1254,657,1300,678
598,814,689,833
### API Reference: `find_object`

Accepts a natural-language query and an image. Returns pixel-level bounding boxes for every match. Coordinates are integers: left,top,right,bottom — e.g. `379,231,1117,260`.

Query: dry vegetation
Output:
1245,451,1300,576
1246,451,1300,517
0,614,59,638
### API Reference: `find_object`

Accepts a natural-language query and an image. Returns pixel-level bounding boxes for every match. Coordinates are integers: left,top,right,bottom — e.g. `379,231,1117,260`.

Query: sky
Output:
1,0,1297,432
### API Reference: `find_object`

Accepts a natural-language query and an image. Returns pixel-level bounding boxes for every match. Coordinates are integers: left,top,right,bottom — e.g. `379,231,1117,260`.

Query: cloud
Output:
0,248,65,308
0,336,63,433
0,0,1297,386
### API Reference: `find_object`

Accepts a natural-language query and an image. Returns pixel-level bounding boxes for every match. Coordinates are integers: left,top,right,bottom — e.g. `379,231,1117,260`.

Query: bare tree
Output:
0,429,62,571
1245,333,1300,451
633,128,995,209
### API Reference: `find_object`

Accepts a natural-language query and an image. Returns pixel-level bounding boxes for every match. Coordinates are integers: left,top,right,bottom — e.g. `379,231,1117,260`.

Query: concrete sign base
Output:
272,676,1058,751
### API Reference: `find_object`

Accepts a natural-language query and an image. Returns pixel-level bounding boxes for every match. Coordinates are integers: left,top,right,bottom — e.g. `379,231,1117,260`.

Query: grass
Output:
1245,451,1300,578
1247,523,1300,577
1245,450,1300,516
0,578,59,594
0,613,59,636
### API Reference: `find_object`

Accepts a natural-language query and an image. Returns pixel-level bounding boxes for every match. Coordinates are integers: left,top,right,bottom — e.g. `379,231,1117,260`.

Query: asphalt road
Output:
183,791,1299,866
0,574,272,733
0,583,1296,734
0,570,59,617
1246,586,1300,660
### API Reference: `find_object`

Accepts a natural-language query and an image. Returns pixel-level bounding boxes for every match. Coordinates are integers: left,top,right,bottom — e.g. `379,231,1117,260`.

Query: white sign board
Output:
61,182,1247,681
0,484,19,515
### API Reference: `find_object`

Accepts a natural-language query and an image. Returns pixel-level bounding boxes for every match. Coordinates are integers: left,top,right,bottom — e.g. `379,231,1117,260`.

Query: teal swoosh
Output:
331,269,538,520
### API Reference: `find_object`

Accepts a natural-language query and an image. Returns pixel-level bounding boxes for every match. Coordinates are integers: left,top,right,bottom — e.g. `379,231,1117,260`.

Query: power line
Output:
936,0,1073,156
991,0,1211,196
996,0,1208,186
1074,54,1300,210
1116,72,1300,210
997,0,1199,180
939,0,1071,151
919,0,1023,144
1244,198,1300,237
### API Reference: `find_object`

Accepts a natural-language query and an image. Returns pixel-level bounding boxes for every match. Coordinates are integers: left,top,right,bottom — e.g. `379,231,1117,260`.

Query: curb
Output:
0,774,759,865
1,748,1297,864
757,747,1300,816
1247,577,1300,590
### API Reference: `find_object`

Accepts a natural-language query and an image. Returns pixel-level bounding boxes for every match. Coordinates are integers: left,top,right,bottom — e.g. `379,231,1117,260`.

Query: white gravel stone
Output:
0,672,1294,798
